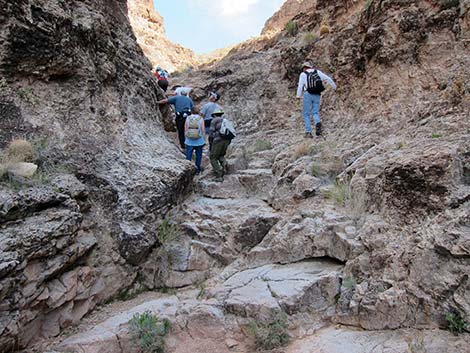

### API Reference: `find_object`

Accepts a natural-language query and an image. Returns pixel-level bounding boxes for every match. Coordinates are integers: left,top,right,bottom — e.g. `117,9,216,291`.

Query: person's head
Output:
209,91,220,102
211,108,224,118
302,61,313,71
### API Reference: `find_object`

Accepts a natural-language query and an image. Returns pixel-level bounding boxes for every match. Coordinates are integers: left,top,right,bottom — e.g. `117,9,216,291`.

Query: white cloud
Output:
184,0,286,52
193,0,282,18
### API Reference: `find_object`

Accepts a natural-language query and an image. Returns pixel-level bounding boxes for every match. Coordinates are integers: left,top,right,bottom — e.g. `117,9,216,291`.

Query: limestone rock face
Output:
0,0,193,350
172,0,470,336
261,0,315,35
3,0,470,351
127,0,198,72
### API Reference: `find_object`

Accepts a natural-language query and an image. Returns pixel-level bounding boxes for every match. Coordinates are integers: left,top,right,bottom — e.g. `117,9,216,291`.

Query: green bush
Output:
0,78,7,90
17,87,39,104
445,313,467,334
311,163,323,177
285,20,298,37
326,179,349,206
343,277,357,291
129,311,171,353
325,178,368,222
303,32,318,45
248,312,290,351
157,218,179,245
439,0,459,9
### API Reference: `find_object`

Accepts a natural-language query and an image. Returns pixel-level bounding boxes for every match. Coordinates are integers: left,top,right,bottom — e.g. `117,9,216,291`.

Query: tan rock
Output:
7,162,38,178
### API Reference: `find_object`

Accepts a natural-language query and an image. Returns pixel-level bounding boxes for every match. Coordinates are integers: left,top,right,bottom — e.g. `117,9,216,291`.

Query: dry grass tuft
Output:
3,139,36,163
303,32,318,45
326,178,368,222
294,141,313,159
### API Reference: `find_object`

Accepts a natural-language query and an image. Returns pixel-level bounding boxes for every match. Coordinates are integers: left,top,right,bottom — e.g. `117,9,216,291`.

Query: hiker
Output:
154,66,169,92
168,85,192,97
209,109,236,182
157,90,194,149
296,61,337,137
201,91,221,130
184,114,206,174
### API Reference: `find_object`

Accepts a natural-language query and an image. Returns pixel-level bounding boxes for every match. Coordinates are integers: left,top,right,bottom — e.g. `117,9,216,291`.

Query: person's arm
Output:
156,98,168,104
296,72,306,98
200,104,208,119
184,117,189,134
201,119,206,136
317,70,337,90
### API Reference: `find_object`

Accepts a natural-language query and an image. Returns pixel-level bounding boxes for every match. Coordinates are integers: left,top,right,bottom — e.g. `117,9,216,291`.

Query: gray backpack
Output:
186,115,203,139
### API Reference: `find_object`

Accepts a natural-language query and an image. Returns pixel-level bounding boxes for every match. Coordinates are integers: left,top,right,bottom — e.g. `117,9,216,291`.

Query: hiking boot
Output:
315,122,322,136
304,132,313,138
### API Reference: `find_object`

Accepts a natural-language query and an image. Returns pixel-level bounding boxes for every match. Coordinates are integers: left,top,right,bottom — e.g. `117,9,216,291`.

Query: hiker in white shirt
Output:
296,61,337,137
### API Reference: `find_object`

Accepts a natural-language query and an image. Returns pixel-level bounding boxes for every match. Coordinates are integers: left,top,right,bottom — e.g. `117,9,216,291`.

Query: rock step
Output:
210,260,343,318
286,326,470,353
197,168,274,200
55,260,343,353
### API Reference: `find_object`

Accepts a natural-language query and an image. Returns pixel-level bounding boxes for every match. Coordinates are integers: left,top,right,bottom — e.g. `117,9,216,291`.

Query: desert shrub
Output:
17,87,39,104
327,179,349,205
319,24,330,35
129,311,171,353
3,139,36,163
431,133,442,138
253,139,272,152
285,20,298,37
303,32,317,45
439,0,459,9
445,313,467,334
157,218,179,245
447,76,467,104
364,0,373,11
0,78,7,90
294,141,313,159
343,277,357,291
311,163,323,177
326,178,368,221
248,312,290,351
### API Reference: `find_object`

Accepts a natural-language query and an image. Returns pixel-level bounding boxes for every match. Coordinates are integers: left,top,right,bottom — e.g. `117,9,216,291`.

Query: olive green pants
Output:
210,139,231,177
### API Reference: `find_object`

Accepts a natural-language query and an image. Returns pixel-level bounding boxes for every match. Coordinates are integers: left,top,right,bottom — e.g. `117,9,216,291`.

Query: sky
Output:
154,0,286,54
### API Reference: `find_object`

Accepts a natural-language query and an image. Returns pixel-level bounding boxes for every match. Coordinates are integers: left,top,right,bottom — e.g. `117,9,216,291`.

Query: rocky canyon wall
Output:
127,0,198,72
262,0,315,35
0,0,193,351
174,0,470,333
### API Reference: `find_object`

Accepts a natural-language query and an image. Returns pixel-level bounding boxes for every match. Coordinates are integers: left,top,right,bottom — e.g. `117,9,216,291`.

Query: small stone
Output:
7,162,38,178
225,338,239,348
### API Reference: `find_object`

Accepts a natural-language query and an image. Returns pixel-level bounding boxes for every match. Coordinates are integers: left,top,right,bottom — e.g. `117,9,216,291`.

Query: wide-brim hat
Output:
211,108,224,116
302,61,313,68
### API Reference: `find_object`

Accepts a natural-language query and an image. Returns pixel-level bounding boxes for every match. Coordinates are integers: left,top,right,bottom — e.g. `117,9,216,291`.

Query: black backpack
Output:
306,70,325,95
